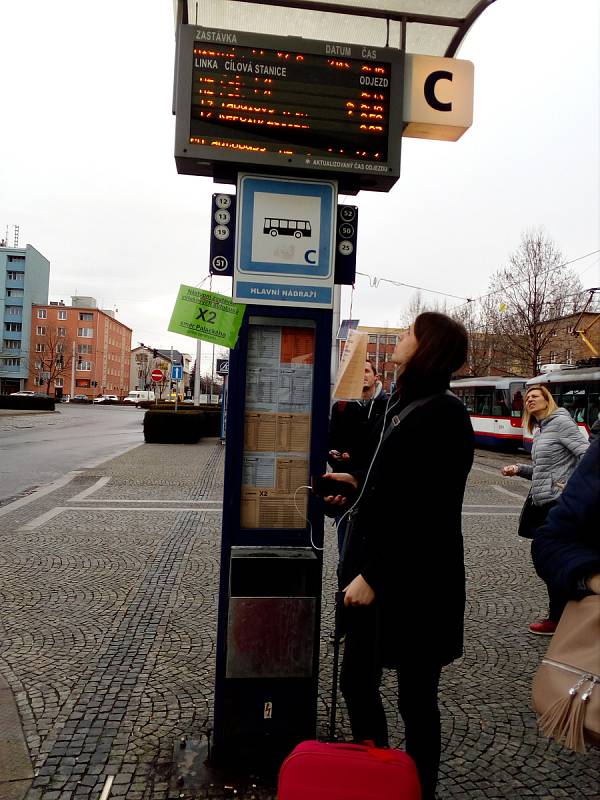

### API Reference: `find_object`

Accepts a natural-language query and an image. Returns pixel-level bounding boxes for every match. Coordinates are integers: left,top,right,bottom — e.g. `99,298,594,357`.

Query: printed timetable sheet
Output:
241,321,315,529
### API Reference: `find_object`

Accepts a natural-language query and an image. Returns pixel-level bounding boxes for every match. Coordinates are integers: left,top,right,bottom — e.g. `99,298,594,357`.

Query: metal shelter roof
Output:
174,0,496,56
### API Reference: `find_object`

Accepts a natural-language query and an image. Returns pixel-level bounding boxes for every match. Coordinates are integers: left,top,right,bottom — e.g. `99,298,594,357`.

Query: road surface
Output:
0,404,144,504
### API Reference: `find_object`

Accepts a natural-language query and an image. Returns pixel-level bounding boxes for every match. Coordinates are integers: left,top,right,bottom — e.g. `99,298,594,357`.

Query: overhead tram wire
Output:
355,271,472,303
352,248,599,311
448,248,600,312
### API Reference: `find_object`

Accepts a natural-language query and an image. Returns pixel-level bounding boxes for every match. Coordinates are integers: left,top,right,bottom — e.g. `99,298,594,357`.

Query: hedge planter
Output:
143,409,206,444
0,394,55,411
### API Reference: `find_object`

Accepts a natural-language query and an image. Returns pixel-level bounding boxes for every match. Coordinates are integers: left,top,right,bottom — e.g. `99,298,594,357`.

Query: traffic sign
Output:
334,204,358,285
171,365,183,381
151,369,164,382
233,174,335,309
210,194,236,276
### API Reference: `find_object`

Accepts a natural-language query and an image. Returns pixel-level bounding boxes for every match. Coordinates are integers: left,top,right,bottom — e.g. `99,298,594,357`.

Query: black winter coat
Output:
340,387,474,667
532,437,600,600
328,390,388,472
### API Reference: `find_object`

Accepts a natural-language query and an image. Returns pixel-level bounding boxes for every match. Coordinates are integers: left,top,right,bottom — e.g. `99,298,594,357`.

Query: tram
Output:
522,364,600,451
449,376,527,449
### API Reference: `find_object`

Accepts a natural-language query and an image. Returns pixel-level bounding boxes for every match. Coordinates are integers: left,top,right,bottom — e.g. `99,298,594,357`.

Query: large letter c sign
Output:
424,70,453,112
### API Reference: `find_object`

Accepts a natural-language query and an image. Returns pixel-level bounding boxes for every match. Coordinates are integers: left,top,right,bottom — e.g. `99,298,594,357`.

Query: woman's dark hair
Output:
399,312,468,396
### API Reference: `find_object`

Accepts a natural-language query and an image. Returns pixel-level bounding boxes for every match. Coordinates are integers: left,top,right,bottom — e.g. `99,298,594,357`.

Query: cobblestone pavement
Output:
0,441,598,799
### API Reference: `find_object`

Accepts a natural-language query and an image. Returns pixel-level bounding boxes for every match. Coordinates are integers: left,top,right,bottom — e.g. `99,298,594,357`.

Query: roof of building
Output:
175,0,495,58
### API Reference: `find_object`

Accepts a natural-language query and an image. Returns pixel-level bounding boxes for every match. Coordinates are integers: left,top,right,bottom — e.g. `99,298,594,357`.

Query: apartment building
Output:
359,325,406,391
0,243,50,393
537,312,600,369
29,297,132,399
130,346,193,395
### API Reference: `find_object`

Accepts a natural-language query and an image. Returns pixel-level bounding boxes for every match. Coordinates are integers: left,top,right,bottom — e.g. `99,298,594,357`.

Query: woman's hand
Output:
343,574,375,606
323,473,359,507
501,465,519,477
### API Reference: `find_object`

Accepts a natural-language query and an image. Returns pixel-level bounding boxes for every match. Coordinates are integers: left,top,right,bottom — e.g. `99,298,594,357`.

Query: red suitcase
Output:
278,739,421,800
278,593,421,800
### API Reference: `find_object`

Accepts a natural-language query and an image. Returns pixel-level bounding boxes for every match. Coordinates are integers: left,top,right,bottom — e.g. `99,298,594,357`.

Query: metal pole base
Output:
169,736,276,799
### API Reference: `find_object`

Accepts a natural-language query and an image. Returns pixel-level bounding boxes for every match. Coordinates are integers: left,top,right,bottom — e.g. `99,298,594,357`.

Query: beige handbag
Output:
532,595,600,753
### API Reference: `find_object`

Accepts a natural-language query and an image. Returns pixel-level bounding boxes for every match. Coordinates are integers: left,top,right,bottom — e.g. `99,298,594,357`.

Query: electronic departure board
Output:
174,26,404,193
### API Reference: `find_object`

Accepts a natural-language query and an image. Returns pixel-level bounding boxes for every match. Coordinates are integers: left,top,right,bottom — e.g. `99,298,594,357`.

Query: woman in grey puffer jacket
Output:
501,385,589,635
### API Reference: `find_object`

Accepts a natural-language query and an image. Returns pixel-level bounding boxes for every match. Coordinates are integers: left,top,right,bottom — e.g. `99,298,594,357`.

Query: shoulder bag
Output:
532,594,600,752
517,492,537,539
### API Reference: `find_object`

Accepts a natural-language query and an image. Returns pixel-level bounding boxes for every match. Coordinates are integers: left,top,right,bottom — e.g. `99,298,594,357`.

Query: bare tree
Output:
30,328,74,395
485,229,583,375
399,290,449,327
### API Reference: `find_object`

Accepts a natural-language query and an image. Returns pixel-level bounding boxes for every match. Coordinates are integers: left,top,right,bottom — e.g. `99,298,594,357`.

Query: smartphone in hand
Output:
311,475,355,498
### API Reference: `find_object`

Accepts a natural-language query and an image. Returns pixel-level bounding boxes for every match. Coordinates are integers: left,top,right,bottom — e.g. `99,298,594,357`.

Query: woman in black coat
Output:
532,437,600,599
326,312,474,800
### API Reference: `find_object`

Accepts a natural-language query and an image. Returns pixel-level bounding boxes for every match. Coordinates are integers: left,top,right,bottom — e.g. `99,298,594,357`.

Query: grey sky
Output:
1,0,598,368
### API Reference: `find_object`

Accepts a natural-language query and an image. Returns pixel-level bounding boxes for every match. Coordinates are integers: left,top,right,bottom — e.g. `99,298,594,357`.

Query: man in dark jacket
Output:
328,360,388,552
532,437,600,599
328,359,388,473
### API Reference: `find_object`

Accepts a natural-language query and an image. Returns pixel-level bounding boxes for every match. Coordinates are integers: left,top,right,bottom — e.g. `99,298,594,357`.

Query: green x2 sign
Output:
168,285,245,349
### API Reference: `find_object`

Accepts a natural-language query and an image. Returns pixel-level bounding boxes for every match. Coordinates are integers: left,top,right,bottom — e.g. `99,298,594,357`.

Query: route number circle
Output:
212,255,229,272
215,194,231,209
214,225,230,241
214,209,231,225
339,223,354,239
338,240,354,256
340,206,356,222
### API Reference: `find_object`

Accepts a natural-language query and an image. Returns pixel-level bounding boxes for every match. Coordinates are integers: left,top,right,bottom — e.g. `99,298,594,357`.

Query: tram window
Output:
474,387,493,415
561,388,586,422
493,389,510,417
589,392,600,426
510,384,525,418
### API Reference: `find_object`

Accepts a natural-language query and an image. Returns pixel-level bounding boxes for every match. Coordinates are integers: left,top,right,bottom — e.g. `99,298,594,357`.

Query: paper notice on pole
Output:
332,329,368,399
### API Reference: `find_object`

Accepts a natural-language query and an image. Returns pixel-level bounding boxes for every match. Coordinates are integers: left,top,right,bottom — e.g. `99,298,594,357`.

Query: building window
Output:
77,360,92,371
565,349,573,365
5,322,22,332
54,377,64,387
78,312,93,321
77,344,93,354
57,327,66,337
36,326,46,336
549,351,557,363
6,270,24,279
35,343,45,352
3,340,20,350
37,309,47,319
7,255,25,262
5,306,20,316
56,343,65,353
0,358,20,367
58,310,68,320
6,288,24,297
34,377,44,386
76,379,91,388
77,327,93,337
368,334,378,343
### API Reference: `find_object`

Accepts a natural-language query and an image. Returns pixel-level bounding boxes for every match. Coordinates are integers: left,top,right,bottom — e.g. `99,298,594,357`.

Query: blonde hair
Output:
522,385,559,433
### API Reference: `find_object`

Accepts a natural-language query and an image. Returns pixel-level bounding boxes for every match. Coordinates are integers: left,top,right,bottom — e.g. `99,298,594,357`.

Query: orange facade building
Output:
28,298,132,399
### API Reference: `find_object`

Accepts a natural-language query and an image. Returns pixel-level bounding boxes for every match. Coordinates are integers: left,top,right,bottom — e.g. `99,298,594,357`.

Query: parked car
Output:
10,390,35,396
93,394,120,404
58,394,71,403
71,394,91,403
